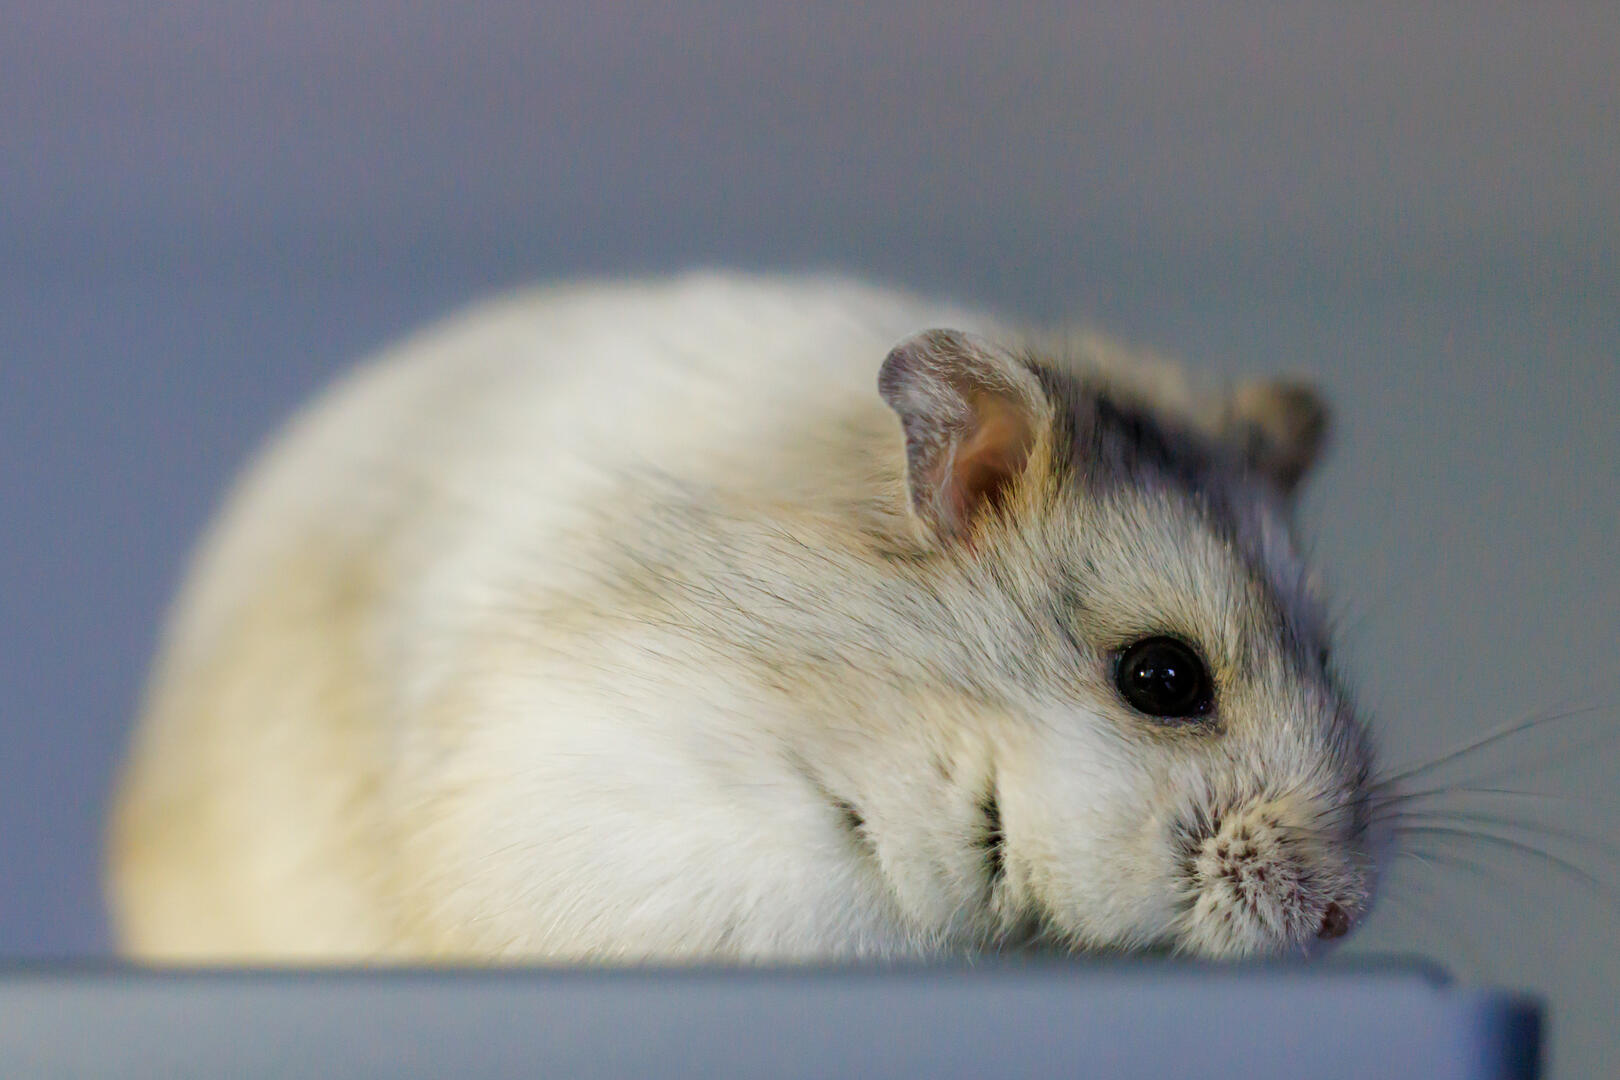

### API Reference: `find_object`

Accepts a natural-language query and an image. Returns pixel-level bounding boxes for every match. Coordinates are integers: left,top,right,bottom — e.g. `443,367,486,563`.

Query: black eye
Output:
1114,637,1214,720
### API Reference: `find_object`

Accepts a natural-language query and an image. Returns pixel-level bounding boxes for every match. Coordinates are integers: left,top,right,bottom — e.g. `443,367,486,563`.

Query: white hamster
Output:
107,271,1375,963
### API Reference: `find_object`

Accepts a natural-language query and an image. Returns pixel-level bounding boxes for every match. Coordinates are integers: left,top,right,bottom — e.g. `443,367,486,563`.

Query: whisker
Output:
1372,704,1612,793
1392,824,1620,907
1368,785,1574,812
1392,841,1516,896
1387,807,1620,868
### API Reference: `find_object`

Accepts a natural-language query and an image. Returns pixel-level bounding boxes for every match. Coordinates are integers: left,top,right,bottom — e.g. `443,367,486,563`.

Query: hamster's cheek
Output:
997,723,1188,953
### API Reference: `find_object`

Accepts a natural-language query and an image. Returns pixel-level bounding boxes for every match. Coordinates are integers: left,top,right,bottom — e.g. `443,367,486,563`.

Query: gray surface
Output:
1,3,1615,1078
0,963,1541,1080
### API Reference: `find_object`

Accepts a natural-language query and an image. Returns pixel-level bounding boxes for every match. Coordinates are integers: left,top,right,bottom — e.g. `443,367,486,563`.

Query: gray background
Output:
2,2,1615,1076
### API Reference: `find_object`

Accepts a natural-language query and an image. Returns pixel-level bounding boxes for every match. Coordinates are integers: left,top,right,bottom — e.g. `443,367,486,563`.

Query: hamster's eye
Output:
1114,637,1213,720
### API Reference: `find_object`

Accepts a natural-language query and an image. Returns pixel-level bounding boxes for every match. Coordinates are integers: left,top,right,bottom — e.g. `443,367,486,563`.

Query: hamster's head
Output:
875,329,1376,960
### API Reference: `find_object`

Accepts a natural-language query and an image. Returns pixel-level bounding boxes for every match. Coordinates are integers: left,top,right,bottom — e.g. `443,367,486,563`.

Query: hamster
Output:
106,271,1375,963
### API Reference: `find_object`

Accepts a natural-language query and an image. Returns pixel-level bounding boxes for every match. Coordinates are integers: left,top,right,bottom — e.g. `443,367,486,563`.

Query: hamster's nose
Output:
1317,902,1352,940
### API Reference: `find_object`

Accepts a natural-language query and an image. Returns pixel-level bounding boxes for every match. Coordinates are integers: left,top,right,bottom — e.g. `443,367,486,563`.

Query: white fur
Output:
107,271,1372,962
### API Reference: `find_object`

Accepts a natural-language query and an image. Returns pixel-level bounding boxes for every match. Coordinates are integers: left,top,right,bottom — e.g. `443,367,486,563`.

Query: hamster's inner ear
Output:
878,329,1045,542
1223,379,1331,497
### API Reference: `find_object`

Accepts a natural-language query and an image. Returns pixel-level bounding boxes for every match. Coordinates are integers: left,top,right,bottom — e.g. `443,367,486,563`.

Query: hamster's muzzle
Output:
1176,796,1367,958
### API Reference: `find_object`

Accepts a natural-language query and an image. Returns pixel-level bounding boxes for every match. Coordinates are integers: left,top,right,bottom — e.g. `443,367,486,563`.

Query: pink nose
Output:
1318,902,1352,940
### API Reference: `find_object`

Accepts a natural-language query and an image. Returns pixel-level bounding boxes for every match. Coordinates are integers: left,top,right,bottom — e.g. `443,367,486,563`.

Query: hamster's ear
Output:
879,329,1045,542
1223,380,1331,496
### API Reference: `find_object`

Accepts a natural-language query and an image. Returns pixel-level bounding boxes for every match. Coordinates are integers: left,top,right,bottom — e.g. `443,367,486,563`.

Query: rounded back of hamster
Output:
106,272,1374,962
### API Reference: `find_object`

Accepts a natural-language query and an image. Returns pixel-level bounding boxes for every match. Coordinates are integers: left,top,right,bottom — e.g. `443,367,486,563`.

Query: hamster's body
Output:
109,272,1375,963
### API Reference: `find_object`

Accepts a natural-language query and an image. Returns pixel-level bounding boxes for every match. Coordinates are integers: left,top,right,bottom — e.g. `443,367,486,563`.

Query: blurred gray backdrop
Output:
3,2,1616,1076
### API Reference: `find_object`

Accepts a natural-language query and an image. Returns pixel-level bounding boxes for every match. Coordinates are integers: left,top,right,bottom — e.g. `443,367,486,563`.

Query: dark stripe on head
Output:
1031,363,1241,534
